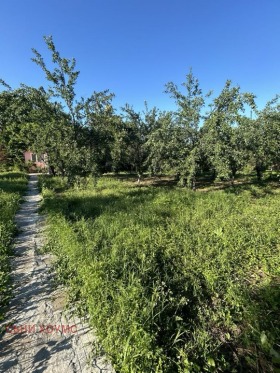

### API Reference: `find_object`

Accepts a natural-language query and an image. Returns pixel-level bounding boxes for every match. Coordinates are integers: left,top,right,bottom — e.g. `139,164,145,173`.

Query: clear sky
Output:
0,0,279,113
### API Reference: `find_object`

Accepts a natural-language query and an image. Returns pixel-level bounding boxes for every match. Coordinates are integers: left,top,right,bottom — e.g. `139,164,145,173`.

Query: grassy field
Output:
39,175,280,372
0,172,28,321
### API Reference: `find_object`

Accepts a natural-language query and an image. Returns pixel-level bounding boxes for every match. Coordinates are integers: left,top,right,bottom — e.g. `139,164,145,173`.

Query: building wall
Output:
24,151,47,169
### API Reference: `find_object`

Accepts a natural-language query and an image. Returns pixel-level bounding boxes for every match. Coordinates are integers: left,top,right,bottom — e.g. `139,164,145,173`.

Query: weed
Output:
0,172,28,321
41,176,280,372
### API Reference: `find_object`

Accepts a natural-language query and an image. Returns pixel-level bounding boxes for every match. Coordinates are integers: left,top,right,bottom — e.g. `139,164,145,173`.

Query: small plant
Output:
0,172,28,321
41,175,280,372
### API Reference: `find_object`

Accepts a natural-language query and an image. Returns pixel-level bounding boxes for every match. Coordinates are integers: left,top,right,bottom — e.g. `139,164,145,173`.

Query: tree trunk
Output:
192,179,196,191
49,165,56,176
137,172,142,184
256,166,262,182
212,169,216,181
175,172,180,182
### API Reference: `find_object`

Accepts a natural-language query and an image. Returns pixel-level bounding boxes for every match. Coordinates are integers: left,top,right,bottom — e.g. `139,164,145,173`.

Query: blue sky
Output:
0,0,279,113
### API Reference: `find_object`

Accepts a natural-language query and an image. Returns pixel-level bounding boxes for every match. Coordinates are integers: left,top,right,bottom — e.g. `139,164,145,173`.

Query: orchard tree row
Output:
0,36,279,187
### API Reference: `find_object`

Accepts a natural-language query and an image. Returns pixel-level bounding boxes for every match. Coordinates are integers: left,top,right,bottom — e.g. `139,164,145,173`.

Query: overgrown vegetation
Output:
0,172,28,320
1,37,280,185
1,36,279,371
39,174,280,372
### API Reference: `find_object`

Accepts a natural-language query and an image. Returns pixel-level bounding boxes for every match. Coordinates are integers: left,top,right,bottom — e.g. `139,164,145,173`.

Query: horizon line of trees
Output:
0,36,279,187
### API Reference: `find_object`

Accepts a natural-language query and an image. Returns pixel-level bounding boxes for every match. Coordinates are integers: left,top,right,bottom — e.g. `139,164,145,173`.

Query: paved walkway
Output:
0,175,114,373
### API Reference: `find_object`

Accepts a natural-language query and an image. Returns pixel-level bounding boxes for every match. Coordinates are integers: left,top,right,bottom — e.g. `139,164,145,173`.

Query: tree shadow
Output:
104,173,178,188
40,186,159,223
215,278,280,373
0,172,28,194
223,180,279,198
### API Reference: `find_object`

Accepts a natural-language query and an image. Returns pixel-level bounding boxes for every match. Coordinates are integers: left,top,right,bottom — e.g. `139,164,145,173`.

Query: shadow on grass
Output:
197,175,279,197
223,180,279,197
40,187,159,222
0,172,28,194
40,173,280,223
38,174,280,372
229,279,280,372
104,173,178,188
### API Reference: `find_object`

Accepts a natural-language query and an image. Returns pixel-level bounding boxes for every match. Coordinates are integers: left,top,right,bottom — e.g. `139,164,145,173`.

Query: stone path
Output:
0,175,114,373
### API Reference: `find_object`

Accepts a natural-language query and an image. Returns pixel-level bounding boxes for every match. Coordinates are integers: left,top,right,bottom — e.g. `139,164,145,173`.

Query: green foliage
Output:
41,175,280,372
0,172,28,321
201,80,256,181
261,95,280,169
2,40,280,185
31,36,118,181
120,103,155,179
238,117,269,181
32,36,79,123
163,69,206,185
0,86,47,166
145,111,184,175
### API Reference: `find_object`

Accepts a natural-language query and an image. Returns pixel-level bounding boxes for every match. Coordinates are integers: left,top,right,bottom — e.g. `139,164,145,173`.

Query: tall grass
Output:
40,175,280,372
0,172,28,320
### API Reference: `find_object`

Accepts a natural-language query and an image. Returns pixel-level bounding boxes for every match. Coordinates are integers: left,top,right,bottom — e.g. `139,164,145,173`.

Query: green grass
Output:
0,172,28,321
40,175,280,372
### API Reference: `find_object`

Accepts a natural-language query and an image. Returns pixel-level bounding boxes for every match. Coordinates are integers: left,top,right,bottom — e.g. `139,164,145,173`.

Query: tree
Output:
145,111,179,175
31,36,116,181
120,104,153,181
164,69,206,187
32,36,79,127
0,85,51,166
261,96,280,172
238,117,268,181
201,80,256,181
80,90,117,173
